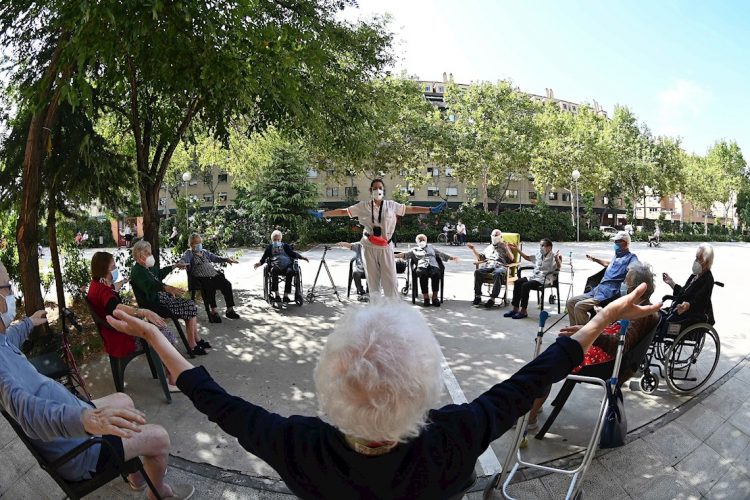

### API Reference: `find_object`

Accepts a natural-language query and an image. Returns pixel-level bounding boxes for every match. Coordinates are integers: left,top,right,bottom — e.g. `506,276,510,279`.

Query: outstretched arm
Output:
322,208,349,217
335,242,353,250
404,206,431,215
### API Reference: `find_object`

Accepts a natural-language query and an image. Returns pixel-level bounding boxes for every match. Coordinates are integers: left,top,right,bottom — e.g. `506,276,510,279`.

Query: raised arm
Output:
404,206,431,215
322,208,350,217
510,243,533,263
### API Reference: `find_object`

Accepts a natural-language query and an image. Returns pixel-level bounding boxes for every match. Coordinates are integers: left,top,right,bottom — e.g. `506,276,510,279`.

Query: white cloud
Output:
658,79,712,116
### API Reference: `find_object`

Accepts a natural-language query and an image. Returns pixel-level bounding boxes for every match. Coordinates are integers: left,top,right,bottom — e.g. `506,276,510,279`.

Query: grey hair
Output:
697,243,714,270
189,233,202,245
131,240,151,261
314,303,443,442
271,230,282,241
626,261,655,301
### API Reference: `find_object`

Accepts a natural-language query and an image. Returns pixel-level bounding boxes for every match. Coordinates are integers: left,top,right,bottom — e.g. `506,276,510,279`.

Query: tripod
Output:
306,245,342,303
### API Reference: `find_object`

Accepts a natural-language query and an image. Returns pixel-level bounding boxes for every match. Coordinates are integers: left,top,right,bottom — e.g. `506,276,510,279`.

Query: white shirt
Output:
456,223,466,235
347,200,406,245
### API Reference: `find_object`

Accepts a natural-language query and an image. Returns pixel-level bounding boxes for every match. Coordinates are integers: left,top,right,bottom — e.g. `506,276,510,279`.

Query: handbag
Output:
599,380,627,449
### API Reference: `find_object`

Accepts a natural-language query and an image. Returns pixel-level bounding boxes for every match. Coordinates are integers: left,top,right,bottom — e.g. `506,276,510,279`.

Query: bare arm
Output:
404,206,430,215
322,208,350,217
586,254,610,267
335,242,353,250
466,242,482,260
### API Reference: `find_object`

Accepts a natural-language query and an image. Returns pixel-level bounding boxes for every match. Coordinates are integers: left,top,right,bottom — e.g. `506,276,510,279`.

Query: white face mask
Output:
1,291,16,328
692,260,702,275
144,255,156,268
491,234,502,245
371,188,384,201
417,240,427,249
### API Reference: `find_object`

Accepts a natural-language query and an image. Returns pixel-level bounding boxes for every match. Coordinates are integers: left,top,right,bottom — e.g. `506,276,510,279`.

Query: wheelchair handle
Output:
715,281,724,287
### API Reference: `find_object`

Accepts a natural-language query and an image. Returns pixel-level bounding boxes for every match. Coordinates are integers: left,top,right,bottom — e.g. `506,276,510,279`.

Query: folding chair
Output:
410,255,445,304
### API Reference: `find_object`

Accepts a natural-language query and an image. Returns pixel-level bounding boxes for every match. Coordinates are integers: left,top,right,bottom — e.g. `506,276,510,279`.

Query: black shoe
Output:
484,299,495,308
190,345,208,356
226,310,240,320
209,312,222,323
472,296,482,306
432,298,441,307
422,298,430,307
198,339,212,349
283,296,292,303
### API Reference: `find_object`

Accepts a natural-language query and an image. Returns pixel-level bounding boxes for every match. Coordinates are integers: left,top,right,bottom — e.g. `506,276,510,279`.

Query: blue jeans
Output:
474,267,506,298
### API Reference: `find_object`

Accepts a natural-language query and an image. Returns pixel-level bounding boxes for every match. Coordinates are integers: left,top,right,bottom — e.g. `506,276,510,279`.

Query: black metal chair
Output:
188,272,213,317
517,267,562,314
1,409,162,500
131,282,194,358
535,323,658,440
83,297,172,403
346,257,368,299
27,309,92,401
410,255,445,304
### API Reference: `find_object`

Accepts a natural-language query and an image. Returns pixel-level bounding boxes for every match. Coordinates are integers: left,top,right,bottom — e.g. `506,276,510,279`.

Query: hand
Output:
143,310,167,328
676,302,690,315
558,325,582,337
107,309,159,340
227,259,239,264
254,262,261,269
507,243,518,251
662,273,674,287
601,283,662,323
175,261,188,269
30,310,48,327
81,406,146,439
451,256,460,263
303,257,310,263
586,254,593,261
308,209,324,220
430,201,447,214
165,285,184,297
467,242,475,250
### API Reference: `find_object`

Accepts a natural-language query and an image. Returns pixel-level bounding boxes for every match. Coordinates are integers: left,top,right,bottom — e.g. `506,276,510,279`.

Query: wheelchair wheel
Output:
639,371,659,394
665,323,720,395
262,268,270,303
436,233,448,245
549,294,556,304
401,286,409,295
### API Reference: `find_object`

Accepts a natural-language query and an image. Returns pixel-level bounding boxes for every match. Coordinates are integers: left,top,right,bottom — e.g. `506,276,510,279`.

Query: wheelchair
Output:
262,261,303,307
638,281,723,395
395,254,411,295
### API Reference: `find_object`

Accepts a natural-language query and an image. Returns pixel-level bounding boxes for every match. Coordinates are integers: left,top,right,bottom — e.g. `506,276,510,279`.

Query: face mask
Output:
491,235,502,245
371,188,384,201
272,241,282,248
692,260,702,275
193,243,203,252
111,269,120,282
613,243,624,254
1,291,16,328
540,246,548,255
417,240,427,249
620,283,629,297
144,255,155,268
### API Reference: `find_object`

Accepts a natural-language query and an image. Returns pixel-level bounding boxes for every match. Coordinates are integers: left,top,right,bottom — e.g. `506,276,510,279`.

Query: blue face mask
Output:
272,241,282,248
613,243,620,253
111,269,120,283
193,243,203,252
620,283,628,297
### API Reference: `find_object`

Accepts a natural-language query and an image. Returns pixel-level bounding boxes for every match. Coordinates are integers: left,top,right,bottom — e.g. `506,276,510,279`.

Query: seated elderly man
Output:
467,228,514,307
526,262,660,429
567,230,639,325
108,281,659,500
396,234,459,307
0,302,193,498
180,233,240,323
254,230,309,305
504,238,562,319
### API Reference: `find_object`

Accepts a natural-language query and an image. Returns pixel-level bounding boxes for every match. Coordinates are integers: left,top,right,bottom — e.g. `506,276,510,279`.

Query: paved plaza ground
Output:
2,241,749,499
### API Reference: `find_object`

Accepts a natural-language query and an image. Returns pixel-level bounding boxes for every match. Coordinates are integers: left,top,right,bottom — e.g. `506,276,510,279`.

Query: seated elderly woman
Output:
87,252,181,391
130,240,209,356
254,230,309,305
662,243,715,324
525,261,660,429
107,281,659,500
395,234,459,307
180,233,240,323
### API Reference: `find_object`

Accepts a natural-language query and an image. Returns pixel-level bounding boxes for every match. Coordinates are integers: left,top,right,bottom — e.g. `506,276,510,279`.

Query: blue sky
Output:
343,0,749,157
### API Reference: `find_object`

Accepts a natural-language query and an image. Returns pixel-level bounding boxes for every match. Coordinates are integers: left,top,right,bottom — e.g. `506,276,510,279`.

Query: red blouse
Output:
87,280,137,357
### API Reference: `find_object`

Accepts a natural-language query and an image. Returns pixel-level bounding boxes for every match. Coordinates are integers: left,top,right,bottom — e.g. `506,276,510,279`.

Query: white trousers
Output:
362,241,399,299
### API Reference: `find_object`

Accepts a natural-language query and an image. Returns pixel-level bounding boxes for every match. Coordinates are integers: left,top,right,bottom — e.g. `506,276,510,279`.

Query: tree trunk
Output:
47,198,66,317
481,172,489,213
141,185,162,266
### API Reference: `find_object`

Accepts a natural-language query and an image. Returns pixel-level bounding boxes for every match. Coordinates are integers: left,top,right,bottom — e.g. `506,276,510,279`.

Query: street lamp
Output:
182,172,192,235
572,169,581,242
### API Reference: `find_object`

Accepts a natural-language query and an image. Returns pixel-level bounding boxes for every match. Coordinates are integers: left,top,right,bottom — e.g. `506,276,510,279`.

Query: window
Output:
203,173,212,185
203,193,213,203
572,105,578,112
159,197,166,207
325,187,339,197
400,186,415,196
466,188,478,199
548,192,558,201
505,189,518,200
345,186,358,198
446,187,459,197
445,167,454,177
218,192,228,202
603,196,609,205
427,187,440,197
424,85,431,92
649,207,658,213
437,86,444,93
218,172,228,184
562,193,571,202
561,103,568,111
307,169,319,178
326,169,335,176
188,179,198,186
528,191,537,200
427,167,439,177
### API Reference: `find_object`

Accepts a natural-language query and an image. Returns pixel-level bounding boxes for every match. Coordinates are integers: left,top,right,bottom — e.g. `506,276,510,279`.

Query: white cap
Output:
614,231,631,244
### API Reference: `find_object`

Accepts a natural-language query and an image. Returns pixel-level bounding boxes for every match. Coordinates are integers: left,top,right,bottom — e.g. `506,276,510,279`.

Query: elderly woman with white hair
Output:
254,230,309,305
662,243,716,324
107,283,660,499
130,240,208,356
395,234,459,307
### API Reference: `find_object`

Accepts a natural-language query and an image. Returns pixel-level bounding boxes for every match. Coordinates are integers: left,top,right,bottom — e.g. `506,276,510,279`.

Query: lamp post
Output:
572,169,581,242
182,171,192,235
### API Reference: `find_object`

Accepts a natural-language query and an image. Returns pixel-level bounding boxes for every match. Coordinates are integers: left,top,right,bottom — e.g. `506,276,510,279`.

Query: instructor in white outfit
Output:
321,179,446,299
